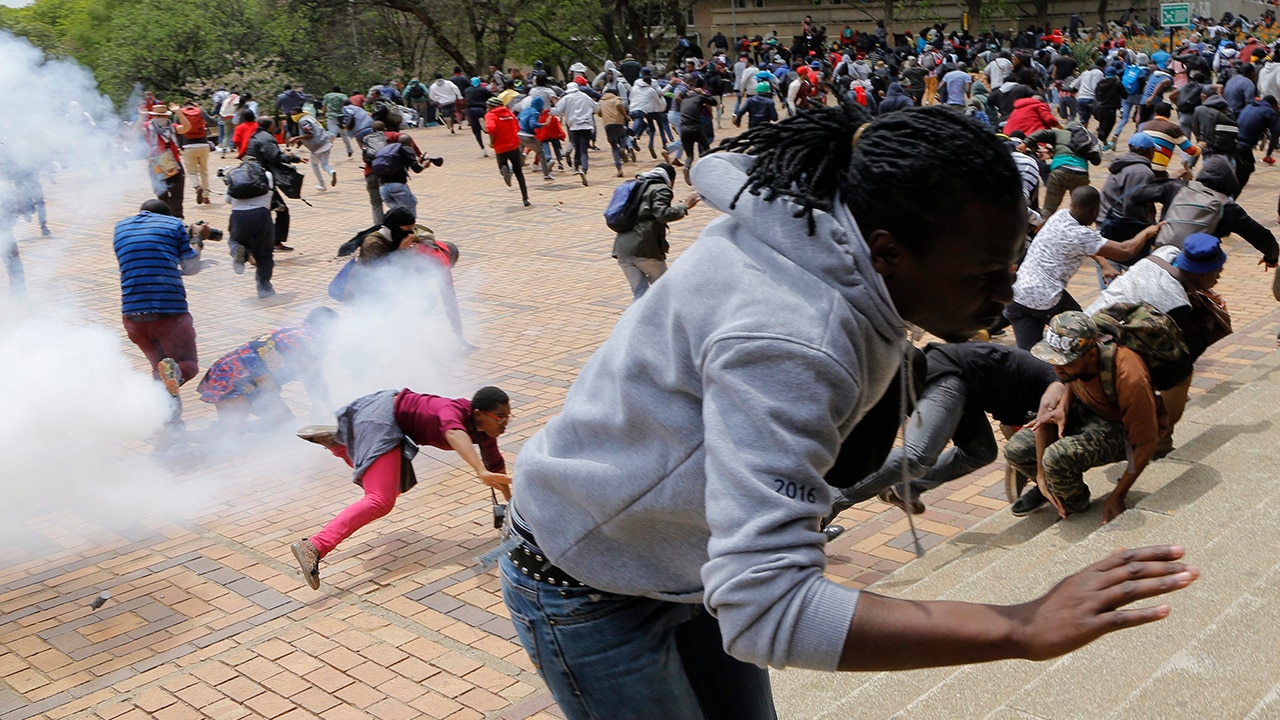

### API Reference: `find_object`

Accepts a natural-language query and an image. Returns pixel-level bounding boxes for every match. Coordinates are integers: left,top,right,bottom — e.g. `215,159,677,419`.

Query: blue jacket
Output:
878,82,913,114
518,97,546,135
1236,99,1280,147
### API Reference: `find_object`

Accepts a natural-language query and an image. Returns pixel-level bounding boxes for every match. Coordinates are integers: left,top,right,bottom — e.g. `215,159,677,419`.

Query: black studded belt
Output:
507,542,586,588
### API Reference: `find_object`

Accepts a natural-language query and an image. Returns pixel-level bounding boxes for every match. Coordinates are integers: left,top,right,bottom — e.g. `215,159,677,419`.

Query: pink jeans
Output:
310,446,401,557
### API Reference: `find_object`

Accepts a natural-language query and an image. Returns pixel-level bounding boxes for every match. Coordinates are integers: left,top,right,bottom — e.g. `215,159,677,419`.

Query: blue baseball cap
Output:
1175,233,1227,274
1128,132,1157,150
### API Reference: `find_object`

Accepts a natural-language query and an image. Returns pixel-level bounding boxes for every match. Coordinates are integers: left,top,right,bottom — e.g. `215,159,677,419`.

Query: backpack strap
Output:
1097,342,1119,405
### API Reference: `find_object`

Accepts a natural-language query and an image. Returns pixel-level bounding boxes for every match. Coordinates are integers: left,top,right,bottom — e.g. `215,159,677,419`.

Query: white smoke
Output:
0,33,182,531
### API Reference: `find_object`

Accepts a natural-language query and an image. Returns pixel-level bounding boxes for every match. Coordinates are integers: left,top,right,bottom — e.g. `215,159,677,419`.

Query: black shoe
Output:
522,199,531,207
822,524,846,542
257,282,276,299
1011,486,1048,517
878,486,925,515
649,147,657,159
274,243,294,252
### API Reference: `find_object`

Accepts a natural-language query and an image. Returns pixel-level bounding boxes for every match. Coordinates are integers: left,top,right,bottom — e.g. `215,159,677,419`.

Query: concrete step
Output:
772,350,1280,718
1104,555,1280,719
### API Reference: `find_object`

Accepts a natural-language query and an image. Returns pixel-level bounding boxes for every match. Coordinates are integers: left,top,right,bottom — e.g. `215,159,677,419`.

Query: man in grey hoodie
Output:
502,105,1199,720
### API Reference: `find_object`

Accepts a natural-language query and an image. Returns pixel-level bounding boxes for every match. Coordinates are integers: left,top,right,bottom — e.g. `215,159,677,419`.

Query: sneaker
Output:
682,166,691,185
543,174,555,181
558,161,566,171
878,486,925,515
616,168,624,178
1010,486,1049,517
649,147,657,159
822,524,846,542
157,357,182,399
484,149,490,158
232,245,247,274
580,171,589,187
314,185,327,192
661,149,671,163
1267,156,1277,165
331,170,338,186
523,199,531,207
290,539,321,590
296,424,340,449
500,165,512,187
257,282,276,299
40,226,51,237
274,243,294,252
672,158,684,167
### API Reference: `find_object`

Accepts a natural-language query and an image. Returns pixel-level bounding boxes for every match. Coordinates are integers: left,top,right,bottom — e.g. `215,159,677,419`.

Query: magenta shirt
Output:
393,390,505,472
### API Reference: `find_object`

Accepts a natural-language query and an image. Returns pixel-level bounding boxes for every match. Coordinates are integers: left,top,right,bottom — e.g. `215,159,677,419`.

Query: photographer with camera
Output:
370,134,442,218
288,386,513,590
244,116,306,266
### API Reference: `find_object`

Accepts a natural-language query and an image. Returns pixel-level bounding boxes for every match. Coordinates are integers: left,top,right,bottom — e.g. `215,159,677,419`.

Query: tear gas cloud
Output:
0,32,181,533
0,30,481,540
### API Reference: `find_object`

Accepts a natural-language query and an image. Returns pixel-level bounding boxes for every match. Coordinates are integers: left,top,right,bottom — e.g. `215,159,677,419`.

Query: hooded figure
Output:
611,163,688,272
518,96,547,135
878,81,912,114
356,206,418,265
1099,133,1156,222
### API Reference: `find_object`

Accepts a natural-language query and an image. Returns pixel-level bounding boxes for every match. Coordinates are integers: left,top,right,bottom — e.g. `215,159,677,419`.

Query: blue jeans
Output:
327,115,353,155
616,256,666,300
500,553,775,720
1114,95,1140,140
630,110,656,149
378,182,417,217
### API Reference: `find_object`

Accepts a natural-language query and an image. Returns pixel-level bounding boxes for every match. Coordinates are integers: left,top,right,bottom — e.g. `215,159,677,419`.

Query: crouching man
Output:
1005,311,1161,524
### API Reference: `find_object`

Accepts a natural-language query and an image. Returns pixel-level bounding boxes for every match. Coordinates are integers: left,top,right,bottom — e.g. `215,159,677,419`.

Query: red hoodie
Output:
1003,97,1059,137
484,106,521,154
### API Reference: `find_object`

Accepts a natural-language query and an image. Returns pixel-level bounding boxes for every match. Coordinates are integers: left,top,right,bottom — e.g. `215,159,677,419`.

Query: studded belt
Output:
507,542,586,588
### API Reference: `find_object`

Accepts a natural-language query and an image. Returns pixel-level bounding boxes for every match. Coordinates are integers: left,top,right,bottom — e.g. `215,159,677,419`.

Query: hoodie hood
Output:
1013,96,1042,109
1109,152,1152,174
1201,93,1229,111
1196,155,1240,196
604,59,617,73
531,96,545,111
689,152,905,341
564,83,580,95
972,80,988,96
885,82,906,98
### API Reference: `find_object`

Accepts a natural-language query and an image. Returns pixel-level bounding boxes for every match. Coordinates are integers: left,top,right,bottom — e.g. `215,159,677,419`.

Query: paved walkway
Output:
2,117,1279,720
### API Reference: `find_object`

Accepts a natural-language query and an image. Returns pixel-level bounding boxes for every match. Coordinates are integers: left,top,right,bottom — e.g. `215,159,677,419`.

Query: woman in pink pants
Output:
290,386,512,589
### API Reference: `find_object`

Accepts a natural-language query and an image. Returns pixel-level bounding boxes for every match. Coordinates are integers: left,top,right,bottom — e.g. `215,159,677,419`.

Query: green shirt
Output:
322,92,347,118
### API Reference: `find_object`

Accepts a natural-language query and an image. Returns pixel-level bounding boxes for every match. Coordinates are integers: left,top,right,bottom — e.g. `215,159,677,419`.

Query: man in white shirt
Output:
1075,58,1106,129
1005,185,1156,350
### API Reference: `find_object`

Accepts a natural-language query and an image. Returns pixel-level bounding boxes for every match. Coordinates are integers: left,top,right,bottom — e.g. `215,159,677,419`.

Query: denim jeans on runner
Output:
499,553,776,720
379,182,417,217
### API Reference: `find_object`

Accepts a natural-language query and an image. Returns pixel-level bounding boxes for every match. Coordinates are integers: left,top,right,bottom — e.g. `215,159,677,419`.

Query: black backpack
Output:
406,82,427,100
1067,124,1102,165
1202,107,1238,154
224,161,270,199
360,131,389,164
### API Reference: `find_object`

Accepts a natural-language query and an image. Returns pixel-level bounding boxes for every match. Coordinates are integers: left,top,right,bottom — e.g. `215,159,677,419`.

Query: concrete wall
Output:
690,0,1269,42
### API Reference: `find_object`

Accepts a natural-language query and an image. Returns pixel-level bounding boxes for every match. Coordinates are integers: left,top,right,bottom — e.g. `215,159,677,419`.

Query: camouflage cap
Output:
1031,311,1098,366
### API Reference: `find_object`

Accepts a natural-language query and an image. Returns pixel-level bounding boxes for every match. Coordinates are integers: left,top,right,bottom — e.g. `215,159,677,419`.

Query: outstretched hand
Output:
1013,545,1199,661
480,470,512,501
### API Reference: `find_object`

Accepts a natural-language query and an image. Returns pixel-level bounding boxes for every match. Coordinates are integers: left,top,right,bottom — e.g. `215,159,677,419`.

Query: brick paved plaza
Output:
2,120,1280,720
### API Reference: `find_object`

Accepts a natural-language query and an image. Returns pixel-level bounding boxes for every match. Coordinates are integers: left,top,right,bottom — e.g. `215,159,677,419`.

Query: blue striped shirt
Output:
113,212,195,315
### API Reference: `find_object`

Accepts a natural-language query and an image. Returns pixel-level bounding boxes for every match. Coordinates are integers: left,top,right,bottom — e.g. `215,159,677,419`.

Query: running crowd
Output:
77,11,1280,718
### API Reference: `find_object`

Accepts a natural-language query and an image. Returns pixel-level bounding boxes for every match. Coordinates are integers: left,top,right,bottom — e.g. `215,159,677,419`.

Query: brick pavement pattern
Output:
2,116,1279,719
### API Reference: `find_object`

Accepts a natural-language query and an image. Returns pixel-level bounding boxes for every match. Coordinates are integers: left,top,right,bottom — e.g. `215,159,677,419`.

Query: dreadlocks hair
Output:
717,102,1024,243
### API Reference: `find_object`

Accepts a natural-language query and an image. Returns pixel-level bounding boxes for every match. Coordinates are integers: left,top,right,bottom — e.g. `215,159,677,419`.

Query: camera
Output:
187,221,223,253
492,502,507,530
427,156,444,167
